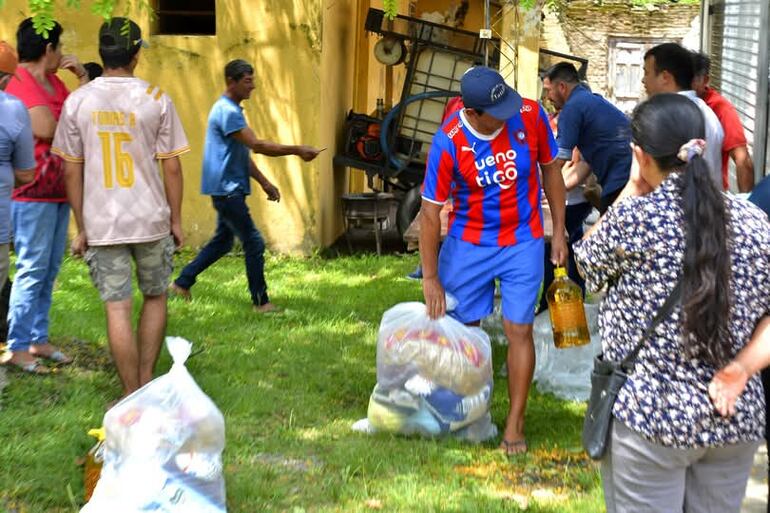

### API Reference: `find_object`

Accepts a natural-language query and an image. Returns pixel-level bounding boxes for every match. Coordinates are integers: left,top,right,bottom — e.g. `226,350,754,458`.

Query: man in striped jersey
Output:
420,66,567,454
53,18,188,397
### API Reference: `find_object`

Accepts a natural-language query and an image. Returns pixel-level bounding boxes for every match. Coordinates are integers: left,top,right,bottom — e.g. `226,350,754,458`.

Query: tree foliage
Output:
0,0,154,36
544,0,700,9
383,0,398,20
373,0,700,19
521,0,699,10
2,0,700,35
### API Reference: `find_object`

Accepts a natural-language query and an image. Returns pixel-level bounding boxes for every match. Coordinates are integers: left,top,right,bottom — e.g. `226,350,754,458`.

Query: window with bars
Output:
156,0,215,35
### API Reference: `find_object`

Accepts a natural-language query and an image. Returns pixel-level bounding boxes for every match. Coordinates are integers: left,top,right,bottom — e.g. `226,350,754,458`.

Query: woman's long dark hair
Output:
631,94,731,366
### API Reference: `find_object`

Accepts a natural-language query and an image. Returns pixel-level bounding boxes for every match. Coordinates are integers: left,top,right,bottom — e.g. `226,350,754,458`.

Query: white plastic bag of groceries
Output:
368,299,495,441
376,299,492,396
81,337,226,513
532,299,602,401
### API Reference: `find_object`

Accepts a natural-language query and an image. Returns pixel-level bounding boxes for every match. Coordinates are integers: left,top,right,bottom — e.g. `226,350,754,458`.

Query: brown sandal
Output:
2,358,51,375
168,283,192,301
499,439,528,456
30,349,72,365
253,303,282,314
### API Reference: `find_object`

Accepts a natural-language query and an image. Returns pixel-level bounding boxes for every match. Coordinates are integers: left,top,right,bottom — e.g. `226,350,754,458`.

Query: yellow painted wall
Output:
364,0,412,112
347,0,412,192
0,0,358,253
320,0,358,246
501,4,541,100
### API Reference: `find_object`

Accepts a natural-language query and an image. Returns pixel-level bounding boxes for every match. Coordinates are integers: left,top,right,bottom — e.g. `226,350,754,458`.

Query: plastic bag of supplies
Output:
81,337,226,513
353,299,497,442
532,300,601,401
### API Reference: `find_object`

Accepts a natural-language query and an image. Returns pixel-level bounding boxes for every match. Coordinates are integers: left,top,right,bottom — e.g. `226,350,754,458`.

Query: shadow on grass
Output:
0,252,603,512
166,251,598,513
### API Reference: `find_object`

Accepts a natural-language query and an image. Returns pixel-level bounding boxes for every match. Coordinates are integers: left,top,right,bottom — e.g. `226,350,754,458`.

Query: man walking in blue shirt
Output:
170,59,320,312
542,62,631,213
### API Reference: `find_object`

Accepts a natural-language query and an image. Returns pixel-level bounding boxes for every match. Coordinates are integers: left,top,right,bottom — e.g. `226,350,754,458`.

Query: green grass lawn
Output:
0,250,603,513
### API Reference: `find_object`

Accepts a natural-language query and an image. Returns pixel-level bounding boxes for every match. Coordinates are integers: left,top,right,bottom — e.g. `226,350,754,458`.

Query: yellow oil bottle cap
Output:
88,428,106,442
554,266,567,278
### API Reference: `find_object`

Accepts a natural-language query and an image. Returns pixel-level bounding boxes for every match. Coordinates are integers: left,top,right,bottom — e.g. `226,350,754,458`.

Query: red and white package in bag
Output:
81,337,226,513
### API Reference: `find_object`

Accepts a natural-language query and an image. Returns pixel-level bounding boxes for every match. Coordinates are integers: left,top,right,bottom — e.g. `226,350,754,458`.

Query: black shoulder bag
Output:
582,278,683,460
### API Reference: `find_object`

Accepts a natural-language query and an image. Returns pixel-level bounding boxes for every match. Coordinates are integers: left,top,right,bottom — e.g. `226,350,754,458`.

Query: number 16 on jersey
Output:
98,131,135,188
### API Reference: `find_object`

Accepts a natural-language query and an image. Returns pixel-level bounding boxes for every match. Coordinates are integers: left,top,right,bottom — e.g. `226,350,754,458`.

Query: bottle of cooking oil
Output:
84,428,106,501
546,266,590,348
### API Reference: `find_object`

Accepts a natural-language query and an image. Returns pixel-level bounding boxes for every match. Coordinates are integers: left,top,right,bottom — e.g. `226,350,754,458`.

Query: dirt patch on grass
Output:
456,447,597,500
0,497,26,513
0,337,111,373
249,452,324,473
0,367,6,410
51,337,113,372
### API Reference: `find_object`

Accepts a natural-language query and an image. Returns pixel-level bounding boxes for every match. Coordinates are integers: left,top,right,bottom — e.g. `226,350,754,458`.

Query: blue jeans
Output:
7,201,70,353
175,194,269,306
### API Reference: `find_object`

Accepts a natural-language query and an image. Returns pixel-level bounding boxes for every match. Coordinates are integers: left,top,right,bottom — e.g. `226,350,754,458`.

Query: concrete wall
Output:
0,0,359,253
320,0,358,247
540,0,700,97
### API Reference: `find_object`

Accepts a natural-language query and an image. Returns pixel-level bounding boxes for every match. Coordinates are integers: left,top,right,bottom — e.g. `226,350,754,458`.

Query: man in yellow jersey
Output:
53,18,189,397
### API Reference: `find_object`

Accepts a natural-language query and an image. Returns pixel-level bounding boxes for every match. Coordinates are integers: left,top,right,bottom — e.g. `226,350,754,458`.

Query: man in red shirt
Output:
692,52,754,192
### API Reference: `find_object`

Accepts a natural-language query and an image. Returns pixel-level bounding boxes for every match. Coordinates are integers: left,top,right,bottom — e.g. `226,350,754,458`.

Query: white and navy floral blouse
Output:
574,173,770,449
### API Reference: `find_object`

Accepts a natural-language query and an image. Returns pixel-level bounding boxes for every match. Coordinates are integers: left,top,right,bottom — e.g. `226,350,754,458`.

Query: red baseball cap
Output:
0,41,18,76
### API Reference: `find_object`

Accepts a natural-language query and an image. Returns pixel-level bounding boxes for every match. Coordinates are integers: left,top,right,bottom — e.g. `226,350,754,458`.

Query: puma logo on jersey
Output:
461,142,477,155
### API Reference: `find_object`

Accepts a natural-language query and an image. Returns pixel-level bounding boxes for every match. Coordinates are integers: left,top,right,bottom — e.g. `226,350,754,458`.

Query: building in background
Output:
540,0,701,115
0,0,545,252
0,0,361,253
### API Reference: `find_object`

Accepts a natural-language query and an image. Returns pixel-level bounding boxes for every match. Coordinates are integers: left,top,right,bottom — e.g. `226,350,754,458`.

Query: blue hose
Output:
380,90,459,171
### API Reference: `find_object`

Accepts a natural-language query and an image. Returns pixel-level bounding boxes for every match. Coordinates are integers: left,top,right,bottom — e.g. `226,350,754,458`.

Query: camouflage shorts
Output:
84,235,175,302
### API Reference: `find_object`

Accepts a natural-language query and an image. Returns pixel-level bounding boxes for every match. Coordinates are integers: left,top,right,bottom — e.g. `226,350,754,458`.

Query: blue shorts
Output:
438,235,544,325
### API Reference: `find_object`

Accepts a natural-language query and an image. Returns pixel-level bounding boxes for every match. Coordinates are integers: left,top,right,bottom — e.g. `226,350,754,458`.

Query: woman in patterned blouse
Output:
573,93,770,513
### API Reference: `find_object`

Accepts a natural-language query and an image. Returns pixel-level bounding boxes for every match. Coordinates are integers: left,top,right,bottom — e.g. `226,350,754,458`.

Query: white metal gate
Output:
706,0,770,181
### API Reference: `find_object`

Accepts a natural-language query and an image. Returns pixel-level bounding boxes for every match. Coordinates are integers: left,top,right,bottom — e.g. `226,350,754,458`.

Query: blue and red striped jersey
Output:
421,98,558,247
